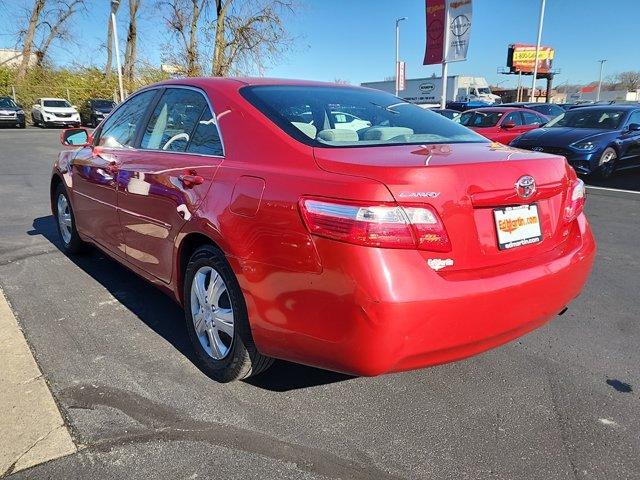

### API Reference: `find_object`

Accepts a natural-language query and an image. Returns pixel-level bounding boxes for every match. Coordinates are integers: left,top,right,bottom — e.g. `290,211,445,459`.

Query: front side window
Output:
141,88,209,152
546,109,626,130
241,85,485,147
43,99,71,108
522,111,545,125
98,89,157,148
626,111,640,126
502,112,523,126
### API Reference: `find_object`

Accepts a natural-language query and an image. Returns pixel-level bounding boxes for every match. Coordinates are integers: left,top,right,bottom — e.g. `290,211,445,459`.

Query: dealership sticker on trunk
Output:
494,204,542,250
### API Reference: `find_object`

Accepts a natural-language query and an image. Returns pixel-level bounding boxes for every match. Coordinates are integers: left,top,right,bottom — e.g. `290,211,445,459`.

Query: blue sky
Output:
1,0,639,88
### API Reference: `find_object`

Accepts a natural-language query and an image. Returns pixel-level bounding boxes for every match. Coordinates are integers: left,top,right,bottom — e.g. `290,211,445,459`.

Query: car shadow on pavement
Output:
582,170,640,191
29,215,352,392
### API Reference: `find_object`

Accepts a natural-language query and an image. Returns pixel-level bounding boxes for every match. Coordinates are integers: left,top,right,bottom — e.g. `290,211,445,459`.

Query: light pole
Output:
529,0,546,102
111,0,125,103
395,17,407,97
596,59,607,102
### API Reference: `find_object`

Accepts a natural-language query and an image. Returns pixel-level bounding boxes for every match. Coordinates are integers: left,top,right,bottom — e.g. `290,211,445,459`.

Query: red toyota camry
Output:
51,78,595,382
457,107,549,143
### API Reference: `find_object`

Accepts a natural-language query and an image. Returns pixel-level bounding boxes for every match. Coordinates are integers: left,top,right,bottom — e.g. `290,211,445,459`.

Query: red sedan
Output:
458,107,549,143
51,78,595,382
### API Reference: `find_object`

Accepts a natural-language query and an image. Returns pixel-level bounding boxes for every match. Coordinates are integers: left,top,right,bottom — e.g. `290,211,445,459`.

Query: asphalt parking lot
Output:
1,127,639,480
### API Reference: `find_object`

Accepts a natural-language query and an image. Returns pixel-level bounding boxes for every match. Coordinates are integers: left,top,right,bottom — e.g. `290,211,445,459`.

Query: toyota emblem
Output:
515,175,536,199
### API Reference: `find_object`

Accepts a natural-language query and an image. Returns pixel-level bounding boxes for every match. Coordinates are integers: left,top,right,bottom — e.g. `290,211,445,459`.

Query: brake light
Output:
563,178,586,222
299,198,451,252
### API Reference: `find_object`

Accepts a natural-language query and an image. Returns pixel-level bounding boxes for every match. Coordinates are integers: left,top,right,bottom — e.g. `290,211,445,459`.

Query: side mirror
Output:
61,128,90,146
502,121,516,129
72,105,78,110
628,123,640,132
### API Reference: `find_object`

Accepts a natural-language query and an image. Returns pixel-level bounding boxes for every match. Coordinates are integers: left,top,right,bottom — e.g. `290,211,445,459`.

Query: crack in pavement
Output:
59,384,405,480
1,424,67,478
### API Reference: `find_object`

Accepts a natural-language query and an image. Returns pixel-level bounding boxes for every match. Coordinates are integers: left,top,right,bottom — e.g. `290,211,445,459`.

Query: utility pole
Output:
395,17,407,97
111,0,125,103
596,59,607,102
529,0,546,102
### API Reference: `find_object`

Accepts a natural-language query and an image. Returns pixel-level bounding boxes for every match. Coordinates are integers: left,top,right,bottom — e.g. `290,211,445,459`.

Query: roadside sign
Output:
396,61,406,92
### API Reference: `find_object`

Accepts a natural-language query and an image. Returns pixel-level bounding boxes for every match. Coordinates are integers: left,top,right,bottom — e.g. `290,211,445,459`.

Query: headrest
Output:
317,129,359,142
362,127,414,141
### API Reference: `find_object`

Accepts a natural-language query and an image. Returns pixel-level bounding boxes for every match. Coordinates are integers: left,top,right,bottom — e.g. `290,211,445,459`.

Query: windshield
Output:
458,110,503,128
92,100,115,109
0,98,17,108
240,85,486,147
43,99,71,108
545,109,626,130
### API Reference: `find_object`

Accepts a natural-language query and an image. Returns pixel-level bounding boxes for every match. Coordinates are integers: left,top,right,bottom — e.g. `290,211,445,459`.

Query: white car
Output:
330,111,371,131
31,98,81,128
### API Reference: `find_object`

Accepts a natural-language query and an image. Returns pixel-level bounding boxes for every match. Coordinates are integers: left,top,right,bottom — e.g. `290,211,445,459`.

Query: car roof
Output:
464,107,530,113
41,97,68,101
567,104,639,111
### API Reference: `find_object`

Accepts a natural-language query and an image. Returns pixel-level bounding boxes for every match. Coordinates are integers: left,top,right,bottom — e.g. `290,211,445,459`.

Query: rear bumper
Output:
243,215,596,376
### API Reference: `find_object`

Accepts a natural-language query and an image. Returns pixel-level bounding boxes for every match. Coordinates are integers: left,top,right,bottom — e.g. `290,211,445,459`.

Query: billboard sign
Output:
424,0,472,65
507,44,555,73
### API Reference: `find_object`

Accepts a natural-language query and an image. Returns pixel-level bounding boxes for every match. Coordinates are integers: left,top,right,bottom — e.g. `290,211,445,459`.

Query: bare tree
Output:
161,0,209,76
123,0,141,83
616,71,640,92
16,0,46,80
34,0,86,67
105,0,121,76
211,0,295,77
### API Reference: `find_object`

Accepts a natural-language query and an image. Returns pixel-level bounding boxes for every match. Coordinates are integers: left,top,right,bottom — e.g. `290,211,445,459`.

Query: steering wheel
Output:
162,132,190,150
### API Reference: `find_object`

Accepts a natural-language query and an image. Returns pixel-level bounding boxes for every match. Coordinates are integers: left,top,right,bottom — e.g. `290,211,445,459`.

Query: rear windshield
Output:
240,85,486,147
546,109,625,129
458,110,503,128
92,99,116,108
43,99,72,108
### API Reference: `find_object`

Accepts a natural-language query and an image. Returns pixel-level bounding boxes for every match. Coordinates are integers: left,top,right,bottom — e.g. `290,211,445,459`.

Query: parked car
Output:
79,98,116,127
510,105,640,178
31,98,80,127
0,96,26,128
430,108,460,120
457,107,548,143
501,102,565,119
51,78,595,382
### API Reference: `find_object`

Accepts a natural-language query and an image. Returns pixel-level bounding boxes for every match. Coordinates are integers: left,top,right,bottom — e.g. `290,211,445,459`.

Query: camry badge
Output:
532,146,544,152
515,175,536,199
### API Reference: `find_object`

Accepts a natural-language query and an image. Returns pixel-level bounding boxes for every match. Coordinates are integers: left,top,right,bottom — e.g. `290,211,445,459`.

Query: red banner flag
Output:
423,0,446,65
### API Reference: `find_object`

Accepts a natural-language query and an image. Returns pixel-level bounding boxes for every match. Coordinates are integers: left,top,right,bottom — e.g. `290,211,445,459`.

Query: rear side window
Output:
98,90,156,148
141,88,209,152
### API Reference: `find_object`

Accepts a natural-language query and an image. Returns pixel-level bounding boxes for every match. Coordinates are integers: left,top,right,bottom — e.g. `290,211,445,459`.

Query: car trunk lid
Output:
313,142,573,272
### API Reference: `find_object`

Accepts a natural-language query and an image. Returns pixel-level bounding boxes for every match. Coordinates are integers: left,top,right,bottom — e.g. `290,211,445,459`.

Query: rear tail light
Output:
299,198,451,252
563,178,586,222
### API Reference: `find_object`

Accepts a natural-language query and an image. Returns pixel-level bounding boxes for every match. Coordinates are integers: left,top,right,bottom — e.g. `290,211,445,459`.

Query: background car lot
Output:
1,128,639,479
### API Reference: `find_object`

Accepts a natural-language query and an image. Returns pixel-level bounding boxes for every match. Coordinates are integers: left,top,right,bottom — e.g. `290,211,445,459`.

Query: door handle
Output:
179,173,204,188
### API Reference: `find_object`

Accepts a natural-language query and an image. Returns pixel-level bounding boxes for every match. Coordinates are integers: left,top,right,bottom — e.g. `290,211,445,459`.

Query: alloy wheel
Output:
190,266,234,360
599,149,617,178
56,193,72,245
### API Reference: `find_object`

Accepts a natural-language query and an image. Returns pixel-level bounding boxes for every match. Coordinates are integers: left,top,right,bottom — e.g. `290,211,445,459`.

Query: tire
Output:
31,114,39,127
594,147,617,179
53,182,86,254
183,245,273,382
19,121,26,129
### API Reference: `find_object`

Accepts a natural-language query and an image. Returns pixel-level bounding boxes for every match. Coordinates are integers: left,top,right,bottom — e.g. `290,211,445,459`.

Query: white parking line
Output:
586,185,640,195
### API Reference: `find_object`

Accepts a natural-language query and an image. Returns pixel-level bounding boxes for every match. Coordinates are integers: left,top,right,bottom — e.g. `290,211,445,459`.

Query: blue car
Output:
510,105,640,178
